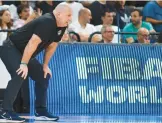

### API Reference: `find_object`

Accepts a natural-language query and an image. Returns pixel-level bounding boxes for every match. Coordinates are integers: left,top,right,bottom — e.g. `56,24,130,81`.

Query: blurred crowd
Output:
0,0,162,45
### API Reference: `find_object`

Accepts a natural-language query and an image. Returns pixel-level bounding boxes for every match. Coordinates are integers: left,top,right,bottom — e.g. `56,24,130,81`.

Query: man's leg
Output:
0,46,25,122
13,77,29,113
28,58,59,121
28,58,49,108
0,46,24,111
13,89,23,113
20,77,30,112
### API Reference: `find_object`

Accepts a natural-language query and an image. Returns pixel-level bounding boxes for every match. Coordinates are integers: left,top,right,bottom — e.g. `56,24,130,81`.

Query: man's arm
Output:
78,33,89,41
21,34,42,64
146,17,162,25
126,37,134,43
17,34,41,79
43,42,58,78
43,42,58,66
91,34,102,43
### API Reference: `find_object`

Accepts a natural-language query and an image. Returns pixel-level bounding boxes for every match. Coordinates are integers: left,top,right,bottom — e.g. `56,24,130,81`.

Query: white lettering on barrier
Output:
113,58,141,80
76,57,99,79
76,57,162,80
79,86,162,104
106,86,127,103
142,58,162,80
79,86,104,103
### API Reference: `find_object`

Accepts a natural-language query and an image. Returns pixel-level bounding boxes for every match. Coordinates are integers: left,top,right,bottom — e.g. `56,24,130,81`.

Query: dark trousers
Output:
0,41,49,111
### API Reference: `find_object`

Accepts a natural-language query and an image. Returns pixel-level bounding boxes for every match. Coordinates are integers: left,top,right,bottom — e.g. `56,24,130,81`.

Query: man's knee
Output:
35,74,50,89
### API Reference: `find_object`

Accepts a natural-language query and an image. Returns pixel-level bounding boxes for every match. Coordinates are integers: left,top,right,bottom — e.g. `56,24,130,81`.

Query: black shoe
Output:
0,110,25,122
35,108,59,121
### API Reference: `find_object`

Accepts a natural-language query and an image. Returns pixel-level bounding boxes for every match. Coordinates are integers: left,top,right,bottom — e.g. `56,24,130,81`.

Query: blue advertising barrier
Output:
29,43,162,115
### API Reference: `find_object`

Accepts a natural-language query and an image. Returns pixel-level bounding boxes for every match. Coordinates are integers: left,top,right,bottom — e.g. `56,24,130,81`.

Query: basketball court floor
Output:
22,115,162,123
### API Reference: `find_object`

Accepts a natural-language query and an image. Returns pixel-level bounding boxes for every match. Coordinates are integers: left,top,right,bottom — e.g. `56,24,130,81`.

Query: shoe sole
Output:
0,119,25,122
34,116,59,121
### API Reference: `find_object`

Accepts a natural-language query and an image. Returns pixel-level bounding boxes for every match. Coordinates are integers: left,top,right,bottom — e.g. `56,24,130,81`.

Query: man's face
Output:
103,26,114,43
138,30,150,43
20,8,30,20
131,11,141,25
102,12,114,25
58,9,72,27
84,10,92,24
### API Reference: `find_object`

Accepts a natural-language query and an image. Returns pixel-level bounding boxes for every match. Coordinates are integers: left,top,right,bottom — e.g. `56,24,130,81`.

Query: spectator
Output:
89,0,116,26
143,1,162,32
16,1,34,15
0,9,12,45
0,1,34,21
36,1,62,15
101,25,115,43
95,9,120,43
13,4,41,29
114,0,132,29
9,1,34,21
123,9,155,43
61,1,84,23
69,8,100,42
13,4,30,29
136,28,150,43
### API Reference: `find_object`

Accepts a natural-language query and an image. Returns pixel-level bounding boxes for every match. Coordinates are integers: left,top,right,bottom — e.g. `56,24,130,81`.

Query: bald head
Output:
78,8,92,24
79,8,90,17
54,3,71,14
137,28,149,36
137,28,150,43
53,3,72,27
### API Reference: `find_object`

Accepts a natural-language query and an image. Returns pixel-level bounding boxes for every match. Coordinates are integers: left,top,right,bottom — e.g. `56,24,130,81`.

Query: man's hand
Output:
16,64,28,79
126,37,134,43
61,33,69,41
79,33,89,41
43,64,52,78
144,39,150,44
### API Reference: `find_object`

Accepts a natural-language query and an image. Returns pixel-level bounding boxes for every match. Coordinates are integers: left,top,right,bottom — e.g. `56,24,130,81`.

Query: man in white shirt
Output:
69,8,101,42
95,9,120,43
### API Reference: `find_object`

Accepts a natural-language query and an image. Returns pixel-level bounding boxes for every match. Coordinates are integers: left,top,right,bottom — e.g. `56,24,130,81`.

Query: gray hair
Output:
101,25,112,34
137,27,149,36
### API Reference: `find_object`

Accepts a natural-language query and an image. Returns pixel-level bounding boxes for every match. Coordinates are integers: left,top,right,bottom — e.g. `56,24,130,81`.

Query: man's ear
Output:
101,16,104,22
